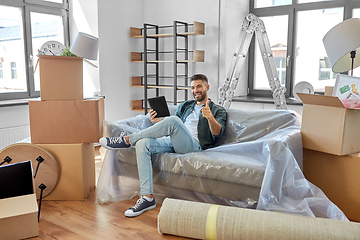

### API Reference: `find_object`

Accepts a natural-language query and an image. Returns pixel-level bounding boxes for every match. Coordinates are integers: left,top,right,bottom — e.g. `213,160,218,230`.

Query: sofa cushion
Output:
115,147,265,188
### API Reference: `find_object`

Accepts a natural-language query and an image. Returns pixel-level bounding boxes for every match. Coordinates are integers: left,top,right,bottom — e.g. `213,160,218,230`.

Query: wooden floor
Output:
32,146,189,240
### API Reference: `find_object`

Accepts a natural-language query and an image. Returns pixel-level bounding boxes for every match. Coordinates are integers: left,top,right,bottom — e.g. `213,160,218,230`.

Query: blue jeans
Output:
128,116,202,196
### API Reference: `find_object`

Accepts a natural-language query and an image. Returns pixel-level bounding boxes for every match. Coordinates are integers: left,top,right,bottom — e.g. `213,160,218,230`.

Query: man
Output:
99,74,227,217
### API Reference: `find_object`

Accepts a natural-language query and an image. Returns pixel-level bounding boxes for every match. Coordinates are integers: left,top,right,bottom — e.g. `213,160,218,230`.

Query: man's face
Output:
191,79,209,102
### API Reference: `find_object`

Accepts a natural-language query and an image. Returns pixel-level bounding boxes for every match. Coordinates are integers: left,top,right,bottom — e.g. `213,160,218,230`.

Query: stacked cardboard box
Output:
298,92,360,222
0,161,39,240
29,55,104,200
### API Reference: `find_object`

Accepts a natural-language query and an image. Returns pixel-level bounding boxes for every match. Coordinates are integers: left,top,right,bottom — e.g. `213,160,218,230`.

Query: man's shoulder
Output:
210,100,226,112
179,100,196,109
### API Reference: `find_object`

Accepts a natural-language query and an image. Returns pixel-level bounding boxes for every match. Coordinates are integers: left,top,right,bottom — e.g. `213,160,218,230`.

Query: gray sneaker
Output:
124,196,156,217
99,132,130,150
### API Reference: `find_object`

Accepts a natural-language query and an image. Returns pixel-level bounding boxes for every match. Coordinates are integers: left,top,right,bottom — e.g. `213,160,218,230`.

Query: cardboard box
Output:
325,86,334,96
29,97,104,144
39,55,83,101
0,161,39,240
303,149,360,222
298,93,360,156
37,143,95,200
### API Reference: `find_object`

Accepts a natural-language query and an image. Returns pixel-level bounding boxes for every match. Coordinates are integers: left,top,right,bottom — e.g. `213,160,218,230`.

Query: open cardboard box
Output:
29,97,104,144
0,161,39,240
38,55,83,101
303,149,360,222
298,93,360,156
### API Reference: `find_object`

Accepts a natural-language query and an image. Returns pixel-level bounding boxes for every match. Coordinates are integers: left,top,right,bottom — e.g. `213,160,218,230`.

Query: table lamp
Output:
70,32,99,68
323,18,360,76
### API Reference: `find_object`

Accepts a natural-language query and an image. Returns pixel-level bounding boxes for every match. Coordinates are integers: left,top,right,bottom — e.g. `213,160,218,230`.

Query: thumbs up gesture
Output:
202,99,214,121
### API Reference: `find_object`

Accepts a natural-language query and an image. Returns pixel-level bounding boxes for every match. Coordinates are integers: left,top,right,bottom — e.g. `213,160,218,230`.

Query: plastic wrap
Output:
96,107,348,221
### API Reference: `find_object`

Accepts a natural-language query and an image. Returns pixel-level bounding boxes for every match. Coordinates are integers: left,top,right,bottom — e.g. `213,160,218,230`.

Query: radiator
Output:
0,125,30,150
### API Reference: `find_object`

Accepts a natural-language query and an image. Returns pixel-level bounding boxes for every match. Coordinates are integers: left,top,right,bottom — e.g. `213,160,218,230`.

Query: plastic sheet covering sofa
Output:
96,106,348,221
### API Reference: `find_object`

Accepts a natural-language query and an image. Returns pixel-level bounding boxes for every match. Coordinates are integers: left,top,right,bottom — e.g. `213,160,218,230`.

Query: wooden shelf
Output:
130,22,205,38
130,50,204,63
131,77,190,90
131,100,146,112
130,21,205,113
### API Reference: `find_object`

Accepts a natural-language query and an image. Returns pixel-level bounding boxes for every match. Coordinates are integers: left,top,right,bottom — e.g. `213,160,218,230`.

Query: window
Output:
294,8,343,91
0,0,69,100
251,15,288,92
0,62,3,78
352,8,360,77
10,62,17,79
254,0,292,8
250,0,360,98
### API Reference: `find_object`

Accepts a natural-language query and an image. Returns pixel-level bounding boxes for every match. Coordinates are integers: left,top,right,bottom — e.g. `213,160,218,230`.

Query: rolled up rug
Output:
158,198,360,240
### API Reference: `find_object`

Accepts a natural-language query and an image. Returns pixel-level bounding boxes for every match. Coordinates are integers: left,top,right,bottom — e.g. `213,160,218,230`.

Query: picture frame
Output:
332,74,360,100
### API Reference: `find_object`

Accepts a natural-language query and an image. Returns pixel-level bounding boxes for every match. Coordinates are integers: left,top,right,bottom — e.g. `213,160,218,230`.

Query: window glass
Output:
255,0,292,8
294,8,343,92
0,62,3,78
0,5,27,93
298,0,333,3
31,12,64,91
353,9,360,77
40,0,63,3
254,15,288,90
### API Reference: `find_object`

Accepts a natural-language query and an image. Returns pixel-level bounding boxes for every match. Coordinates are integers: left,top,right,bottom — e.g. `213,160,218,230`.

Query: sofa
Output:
96,106,348,221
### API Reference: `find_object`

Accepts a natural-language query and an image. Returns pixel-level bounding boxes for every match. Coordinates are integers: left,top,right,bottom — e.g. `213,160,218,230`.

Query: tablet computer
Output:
148,96,170,117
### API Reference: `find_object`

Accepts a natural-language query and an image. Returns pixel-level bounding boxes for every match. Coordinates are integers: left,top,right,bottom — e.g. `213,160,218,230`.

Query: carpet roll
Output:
157,198,360,240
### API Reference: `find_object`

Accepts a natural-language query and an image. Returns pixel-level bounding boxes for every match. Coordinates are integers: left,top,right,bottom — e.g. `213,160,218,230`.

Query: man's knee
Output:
135,138,148,149
162,115,182,126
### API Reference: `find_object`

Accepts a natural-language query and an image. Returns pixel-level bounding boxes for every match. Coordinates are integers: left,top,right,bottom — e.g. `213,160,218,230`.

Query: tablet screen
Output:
148,96,170,117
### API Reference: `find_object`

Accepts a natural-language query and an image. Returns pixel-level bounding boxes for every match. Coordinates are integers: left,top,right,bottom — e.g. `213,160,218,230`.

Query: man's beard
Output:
193,91,206,102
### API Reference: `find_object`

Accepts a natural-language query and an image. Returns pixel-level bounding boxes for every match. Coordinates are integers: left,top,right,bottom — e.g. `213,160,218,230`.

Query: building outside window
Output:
0,0,69,100
10,62,16,79
0,62,3,78
250,0,360,98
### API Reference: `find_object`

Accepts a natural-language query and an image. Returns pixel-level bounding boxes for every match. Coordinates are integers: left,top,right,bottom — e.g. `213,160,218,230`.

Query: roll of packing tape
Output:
157,198,360,240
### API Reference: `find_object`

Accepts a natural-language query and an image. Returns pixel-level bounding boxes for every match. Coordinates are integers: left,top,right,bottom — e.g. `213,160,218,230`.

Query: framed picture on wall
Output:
333,74,360,100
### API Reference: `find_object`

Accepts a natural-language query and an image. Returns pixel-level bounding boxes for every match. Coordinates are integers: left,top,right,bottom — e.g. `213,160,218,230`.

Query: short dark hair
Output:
190,74,208,83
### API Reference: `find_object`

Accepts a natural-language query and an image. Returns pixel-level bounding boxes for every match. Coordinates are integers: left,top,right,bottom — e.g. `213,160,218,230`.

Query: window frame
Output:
0,0,69,101
249,0,360,98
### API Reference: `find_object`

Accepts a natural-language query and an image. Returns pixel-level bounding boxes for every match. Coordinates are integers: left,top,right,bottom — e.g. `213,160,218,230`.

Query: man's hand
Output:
201,100,214,121
149,109,162,123
202,100,222,136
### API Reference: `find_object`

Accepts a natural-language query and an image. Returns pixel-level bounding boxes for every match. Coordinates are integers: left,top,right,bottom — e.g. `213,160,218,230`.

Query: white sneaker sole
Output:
124,204,156,218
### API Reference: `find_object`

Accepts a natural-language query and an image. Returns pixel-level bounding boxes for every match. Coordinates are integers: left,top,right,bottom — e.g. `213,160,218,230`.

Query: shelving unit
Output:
130,21,205,113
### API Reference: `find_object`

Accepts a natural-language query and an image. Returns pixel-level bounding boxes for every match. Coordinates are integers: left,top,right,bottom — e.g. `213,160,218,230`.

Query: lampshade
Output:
323,18,360,73
70,32,99,60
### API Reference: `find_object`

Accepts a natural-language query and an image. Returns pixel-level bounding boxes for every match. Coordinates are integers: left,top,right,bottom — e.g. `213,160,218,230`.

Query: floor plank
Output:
31,146,188,239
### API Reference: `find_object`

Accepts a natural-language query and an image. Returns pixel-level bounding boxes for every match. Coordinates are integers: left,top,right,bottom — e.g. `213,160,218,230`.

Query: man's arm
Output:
201,100,222,136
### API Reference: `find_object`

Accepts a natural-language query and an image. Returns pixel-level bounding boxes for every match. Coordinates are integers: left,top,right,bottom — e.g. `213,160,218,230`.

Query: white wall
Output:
69,0,100,98
219,0,249,96
98,0,144,122
143,0,220,103
98,0,255,122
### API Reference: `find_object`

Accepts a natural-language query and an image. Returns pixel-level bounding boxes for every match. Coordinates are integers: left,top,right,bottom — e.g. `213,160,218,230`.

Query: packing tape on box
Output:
157,198,360,240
